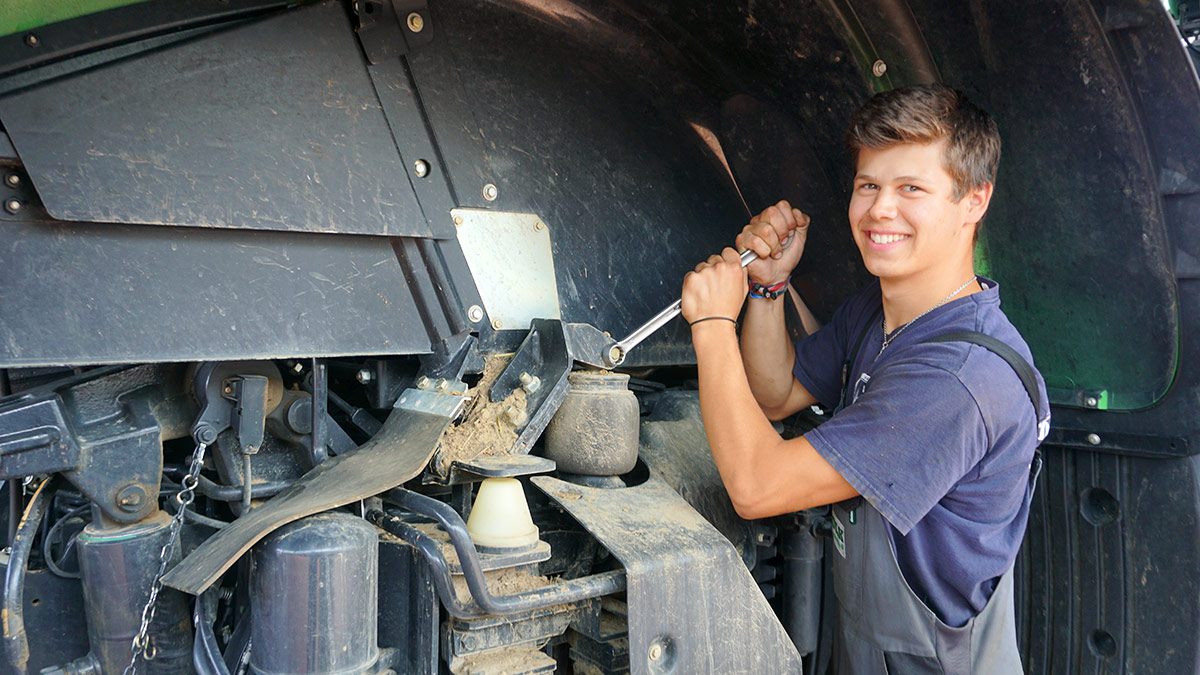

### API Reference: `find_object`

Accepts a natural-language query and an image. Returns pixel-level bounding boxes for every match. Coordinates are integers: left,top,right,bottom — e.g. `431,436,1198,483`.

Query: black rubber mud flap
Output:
163,389,465,596
533,475,803,674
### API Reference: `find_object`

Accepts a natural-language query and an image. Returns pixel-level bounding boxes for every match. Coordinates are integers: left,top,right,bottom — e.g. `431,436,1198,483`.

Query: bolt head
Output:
482,183,498,201
454,215,464,226
1085,396,1099,408
5,174,18,187
648,643,662,661
502,405,528,427
24,34,39,48
491,318,503,330
195,425,218,444
356,368,373,384
406,12,424,32
535,220,545,231
1087,433,1101,445
435,378,451,392
4,199,22,214
413,159,429,178
467,305,484,323
292,361,304,373
116,485,147,512
872,59,887,77
416,375,432,389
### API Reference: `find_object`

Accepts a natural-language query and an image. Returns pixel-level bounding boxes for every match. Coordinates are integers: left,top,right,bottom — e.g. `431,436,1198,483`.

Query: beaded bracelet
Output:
749,278,789,300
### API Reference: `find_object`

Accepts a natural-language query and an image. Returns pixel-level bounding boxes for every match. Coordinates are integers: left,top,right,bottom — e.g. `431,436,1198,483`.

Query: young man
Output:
680,84,1049,673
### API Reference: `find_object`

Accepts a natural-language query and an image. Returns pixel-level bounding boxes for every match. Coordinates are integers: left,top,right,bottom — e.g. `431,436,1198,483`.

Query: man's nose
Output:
868,189,898,221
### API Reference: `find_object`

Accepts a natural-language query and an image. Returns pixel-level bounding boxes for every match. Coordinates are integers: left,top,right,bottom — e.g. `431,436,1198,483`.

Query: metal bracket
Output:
226,375,268,454
491,319,572,455
532,474,803,674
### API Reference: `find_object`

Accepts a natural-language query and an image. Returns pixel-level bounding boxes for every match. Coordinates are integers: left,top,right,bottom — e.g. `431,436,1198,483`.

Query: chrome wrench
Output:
602,239,789,367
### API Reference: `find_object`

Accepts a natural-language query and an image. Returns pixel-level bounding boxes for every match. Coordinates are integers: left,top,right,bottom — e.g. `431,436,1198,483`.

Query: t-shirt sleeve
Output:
804,359,989,534
792,308,850,410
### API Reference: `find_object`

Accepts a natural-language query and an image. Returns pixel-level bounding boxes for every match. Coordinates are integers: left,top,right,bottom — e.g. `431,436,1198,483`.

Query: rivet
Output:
406,12,424,32
482,183,498,201
1085,396,1099,408
467,305,484,323
491,318,503,330
24,34,39,48
4,199,22,214
1087,433,1101,446
872,59,887,77
648,643,662,661
4,174,19,188
413,159,429,178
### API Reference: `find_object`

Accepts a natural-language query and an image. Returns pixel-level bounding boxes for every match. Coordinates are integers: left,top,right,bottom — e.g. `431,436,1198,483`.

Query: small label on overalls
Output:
832,510,846,558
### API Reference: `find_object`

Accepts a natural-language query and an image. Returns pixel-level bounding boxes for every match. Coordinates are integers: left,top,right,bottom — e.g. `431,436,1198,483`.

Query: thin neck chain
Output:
878,276,978,357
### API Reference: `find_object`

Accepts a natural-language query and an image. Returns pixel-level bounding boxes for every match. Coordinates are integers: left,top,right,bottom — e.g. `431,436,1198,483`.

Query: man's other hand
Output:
736,200,810,285
682,248,748,325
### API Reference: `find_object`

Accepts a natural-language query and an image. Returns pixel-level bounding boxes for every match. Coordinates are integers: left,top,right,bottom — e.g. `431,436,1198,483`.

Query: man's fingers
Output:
793,208,810,230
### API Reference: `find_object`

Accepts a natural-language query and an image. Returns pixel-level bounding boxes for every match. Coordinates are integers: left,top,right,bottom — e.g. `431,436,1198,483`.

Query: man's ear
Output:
963,182,994,225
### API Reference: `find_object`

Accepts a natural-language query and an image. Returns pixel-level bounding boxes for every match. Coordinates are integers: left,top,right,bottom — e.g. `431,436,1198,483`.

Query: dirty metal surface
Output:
0,1,436,238
452,208,562,331
163,389,465,595
532,475,802,674
0,218,430,367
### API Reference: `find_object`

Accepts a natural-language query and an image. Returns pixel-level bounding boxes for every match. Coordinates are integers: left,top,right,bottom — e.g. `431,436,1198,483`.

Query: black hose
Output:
194,474,290,502
1,476,58,675
370,490,626,618
164,496,229,530
42,503,90,579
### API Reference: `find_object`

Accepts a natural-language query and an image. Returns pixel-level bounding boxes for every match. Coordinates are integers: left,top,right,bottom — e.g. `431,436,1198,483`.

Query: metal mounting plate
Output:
452,208,561,330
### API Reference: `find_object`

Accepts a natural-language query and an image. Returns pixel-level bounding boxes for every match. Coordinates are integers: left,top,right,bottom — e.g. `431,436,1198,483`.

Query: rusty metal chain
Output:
123,439,208,675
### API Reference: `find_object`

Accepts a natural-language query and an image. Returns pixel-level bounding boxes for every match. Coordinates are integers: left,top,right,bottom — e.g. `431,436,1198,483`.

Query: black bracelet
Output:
688,316,737,327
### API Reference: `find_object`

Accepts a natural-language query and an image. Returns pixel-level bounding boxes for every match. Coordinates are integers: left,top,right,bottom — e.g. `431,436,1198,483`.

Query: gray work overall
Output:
827,325,1044,674
829,496,1024,674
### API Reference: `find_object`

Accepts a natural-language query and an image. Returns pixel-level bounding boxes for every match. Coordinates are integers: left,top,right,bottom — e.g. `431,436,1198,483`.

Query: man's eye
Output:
902,185,922,193
857,183,878,191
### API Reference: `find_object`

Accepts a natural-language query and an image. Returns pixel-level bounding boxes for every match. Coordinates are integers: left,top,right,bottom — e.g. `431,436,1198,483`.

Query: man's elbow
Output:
727,484,785,520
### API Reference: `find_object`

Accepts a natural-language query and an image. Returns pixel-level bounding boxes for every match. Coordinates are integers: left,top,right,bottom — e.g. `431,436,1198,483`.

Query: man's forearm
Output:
740,296,799,410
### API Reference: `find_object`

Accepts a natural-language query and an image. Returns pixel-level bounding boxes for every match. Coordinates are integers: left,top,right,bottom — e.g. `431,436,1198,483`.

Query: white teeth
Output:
869,233,910,244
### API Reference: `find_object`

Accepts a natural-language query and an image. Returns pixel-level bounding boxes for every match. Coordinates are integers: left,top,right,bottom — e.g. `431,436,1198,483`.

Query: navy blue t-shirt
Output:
792,278,1049,627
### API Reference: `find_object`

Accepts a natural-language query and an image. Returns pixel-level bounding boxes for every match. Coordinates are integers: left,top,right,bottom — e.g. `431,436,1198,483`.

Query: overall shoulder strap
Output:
922,330,1049,443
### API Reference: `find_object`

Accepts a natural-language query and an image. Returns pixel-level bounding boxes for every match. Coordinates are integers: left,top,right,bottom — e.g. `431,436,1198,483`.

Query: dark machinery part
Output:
1,476,55,675
780,513,827,657
76,512,193,674
533,474,804,674
163,387,466,595
251,512,380,675
543,371,639,476
370,492,627,619
0,365,194,524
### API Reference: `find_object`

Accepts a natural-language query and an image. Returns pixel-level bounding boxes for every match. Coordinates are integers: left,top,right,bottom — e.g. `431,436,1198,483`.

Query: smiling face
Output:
848,140,991,286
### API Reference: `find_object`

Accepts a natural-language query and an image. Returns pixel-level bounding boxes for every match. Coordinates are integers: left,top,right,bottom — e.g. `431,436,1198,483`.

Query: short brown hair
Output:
846,84,1000,201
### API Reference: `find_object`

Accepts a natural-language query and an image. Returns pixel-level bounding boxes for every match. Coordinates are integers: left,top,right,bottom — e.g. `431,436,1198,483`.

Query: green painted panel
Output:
0,0,151,37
